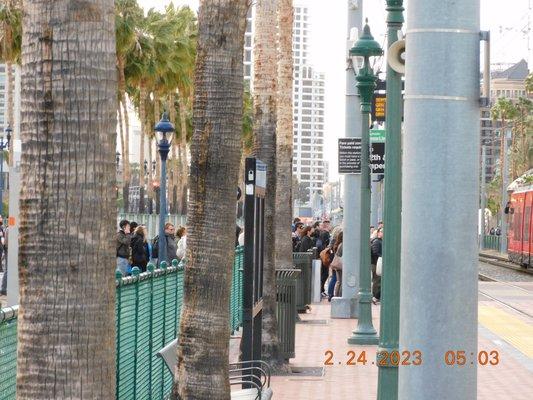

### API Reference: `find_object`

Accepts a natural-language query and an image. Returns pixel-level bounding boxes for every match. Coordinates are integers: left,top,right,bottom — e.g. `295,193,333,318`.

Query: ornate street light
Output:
347,20,382,346
0,126,12,216
155,112,174,265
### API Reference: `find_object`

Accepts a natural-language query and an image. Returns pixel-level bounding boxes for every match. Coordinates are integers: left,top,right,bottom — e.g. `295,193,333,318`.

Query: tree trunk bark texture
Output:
274,0,294,271
252,0,283,367
177,94,189,214
121,97,131,212
174,1,248,399
17,1,117,398
139,84,147,213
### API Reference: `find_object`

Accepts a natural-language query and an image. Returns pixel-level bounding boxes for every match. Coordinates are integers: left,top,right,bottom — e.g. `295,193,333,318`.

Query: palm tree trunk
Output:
139,84,147,213
148,136,154,213
154,99,161,212
17,1,117,398
174,1,248,398
274,0,294,271
168,95,178,213
252,0,282,368
122,97,131,212
177,94,189,214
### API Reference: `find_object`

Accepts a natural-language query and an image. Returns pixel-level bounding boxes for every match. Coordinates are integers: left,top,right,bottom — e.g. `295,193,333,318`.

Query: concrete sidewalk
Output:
269,294,533,400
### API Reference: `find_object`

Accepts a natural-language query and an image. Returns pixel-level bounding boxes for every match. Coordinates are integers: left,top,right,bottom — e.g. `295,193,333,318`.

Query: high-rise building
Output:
292,4,326,201
0,64,6,130
244,2,326,202
480,59,529,182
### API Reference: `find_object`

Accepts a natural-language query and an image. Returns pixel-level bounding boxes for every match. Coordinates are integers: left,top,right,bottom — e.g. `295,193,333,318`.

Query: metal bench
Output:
157,338,273,400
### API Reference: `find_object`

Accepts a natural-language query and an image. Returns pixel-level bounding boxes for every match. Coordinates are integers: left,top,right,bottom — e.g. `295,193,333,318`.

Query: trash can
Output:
276,268,300,361
292,249,314,312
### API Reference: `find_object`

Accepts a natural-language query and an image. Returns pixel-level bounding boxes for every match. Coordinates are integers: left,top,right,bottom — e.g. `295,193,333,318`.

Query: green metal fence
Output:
0,306,17,400
0,247,244,400
483,235,501,251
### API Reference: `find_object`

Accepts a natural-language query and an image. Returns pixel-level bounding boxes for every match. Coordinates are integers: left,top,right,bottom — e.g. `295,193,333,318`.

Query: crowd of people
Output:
292,217,383,305
116,219,187,276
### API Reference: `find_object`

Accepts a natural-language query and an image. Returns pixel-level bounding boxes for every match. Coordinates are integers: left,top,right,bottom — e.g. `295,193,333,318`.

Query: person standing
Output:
130,226,149,272
298,225,314,253
116,220,131,276
292,221,305,251
371,227,383,303
162,222,178,265
0,216,6,295
176,226,187,261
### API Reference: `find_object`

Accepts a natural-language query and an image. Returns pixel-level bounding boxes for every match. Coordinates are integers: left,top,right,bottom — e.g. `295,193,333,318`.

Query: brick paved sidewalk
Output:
269,298,533,400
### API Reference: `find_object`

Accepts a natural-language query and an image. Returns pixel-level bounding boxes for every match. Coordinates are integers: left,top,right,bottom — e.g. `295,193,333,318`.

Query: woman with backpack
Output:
131,226,150,272
327,230,343,301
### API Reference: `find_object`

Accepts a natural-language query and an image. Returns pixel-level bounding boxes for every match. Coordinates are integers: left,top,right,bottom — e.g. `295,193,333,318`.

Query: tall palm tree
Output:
115,0,143,212
491,97,517,179
174,0,249,398
252,0,282,367
274,0,294,279
17,0,117,398
0,0,22,164
511,97,533,177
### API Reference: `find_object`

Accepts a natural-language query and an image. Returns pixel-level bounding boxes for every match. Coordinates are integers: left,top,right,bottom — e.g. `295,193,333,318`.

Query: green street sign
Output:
370,129,386,143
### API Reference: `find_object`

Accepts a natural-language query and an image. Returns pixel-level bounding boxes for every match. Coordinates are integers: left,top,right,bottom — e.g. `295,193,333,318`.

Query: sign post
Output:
338,138,362,174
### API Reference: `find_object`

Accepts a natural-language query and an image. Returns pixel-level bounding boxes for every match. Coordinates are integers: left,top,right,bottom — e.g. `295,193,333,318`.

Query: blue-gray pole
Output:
155,113,174,266
399,0,479,398
331,0,363,319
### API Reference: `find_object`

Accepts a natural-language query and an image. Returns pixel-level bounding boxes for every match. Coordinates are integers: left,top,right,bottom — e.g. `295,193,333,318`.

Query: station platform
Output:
269,281,533,399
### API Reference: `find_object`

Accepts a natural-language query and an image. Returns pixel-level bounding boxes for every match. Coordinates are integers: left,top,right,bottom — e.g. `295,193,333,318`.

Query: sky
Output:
139,0,532,181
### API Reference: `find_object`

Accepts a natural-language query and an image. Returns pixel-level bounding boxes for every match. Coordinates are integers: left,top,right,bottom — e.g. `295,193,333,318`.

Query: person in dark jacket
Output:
371,227,383,302
163,222,178,265
298,226,314,253
116,220,131,276
131,226,149,272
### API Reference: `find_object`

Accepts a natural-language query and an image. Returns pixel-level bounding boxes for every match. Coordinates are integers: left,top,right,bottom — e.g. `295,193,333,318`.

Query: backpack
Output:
320,247,334,268
152,235,159,258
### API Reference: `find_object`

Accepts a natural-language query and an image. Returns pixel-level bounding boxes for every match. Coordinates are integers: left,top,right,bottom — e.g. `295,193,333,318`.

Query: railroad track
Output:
478,252,533,276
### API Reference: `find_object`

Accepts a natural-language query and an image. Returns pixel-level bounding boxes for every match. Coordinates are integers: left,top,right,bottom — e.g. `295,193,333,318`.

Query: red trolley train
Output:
508,183,532,267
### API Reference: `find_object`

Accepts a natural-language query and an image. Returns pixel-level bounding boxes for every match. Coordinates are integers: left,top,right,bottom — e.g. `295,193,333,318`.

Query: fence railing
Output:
483,234,501,252
0,247,244,400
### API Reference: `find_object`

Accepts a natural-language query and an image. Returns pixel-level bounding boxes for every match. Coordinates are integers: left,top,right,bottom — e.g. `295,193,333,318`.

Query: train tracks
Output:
478,252,533,276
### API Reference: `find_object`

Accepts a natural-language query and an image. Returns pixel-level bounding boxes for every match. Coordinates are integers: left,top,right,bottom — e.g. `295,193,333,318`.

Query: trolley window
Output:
525,206,531,242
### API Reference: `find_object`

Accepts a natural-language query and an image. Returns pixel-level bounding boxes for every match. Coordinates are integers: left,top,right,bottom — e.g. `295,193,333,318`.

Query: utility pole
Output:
331,0,363,319
500,129,510,253
399,1,480,399
376,0,404,398
480,145,487,250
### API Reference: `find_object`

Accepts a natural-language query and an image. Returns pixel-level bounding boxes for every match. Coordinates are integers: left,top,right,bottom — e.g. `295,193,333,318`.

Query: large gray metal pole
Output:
399,1,480,399
331,0,363,319
371,179,379,226
500,129,510,253
480,146,486,250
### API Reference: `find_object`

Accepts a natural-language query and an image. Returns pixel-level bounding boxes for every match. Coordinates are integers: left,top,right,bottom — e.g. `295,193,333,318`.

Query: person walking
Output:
371,227,383,303
298,225,314,253
176,226,187,261
0,216,6,295
328,230,343,301
116,220,131,276
130,226,149,272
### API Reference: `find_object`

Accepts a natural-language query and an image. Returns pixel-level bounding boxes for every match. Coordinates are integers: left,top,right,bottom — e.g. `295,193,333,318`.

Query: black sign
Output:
338,138,362,174
370,142,385,174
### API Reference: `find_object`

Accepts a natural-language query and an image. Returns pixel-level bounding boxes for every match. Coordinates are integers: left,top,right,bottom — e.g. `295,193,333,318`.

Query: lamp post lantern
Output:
115,151,121,170
155,112,174,266
347,20,382,346
0,126,12,216
377,1,404,398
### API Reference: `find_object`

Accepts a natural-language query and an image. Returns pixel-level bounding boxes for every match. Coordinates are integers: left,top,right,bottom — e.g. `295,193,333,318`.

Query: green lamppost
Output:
347,20,382,346
377,1,404,398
